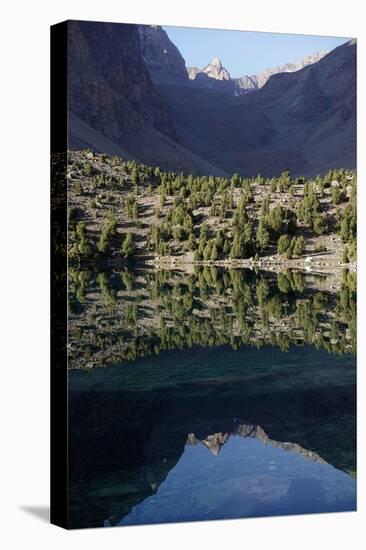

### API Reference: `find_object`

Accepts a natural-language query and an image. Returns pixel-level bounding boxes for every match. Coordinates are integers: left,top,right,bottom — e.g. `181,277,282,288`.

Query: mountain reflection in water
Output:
119,431,355,526
69,341,356,528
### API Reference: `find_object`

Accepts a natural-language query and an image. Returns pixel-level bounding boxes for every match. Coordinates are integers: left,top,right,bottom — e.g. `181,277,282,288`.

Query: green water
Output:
67,269,356,528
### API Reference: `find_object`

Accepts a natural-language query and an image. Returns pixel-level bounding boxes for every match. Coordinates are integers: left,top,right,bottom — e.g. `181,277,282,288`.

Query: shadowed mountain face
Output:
68,21,226,176
158,40,356,177
67,21,356,178
68,21,176,141
138,25,189,85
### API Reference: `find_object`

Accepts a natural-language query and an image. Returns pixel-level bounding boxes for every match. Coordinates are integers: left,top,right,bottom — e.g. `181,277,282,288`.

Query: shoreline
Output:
144,256,357,273
70,255,357,274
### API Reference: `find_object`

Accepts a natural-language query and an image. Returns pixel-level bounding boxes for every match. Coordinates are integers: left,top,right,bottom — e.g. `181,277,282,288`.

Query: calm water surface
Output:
68,268,356,527
69,343,356,528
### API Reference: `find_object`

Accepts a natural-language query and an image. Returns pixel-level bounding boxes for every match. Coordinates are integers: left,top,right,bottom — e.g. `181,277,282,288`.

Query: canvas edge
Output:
50,20,69,530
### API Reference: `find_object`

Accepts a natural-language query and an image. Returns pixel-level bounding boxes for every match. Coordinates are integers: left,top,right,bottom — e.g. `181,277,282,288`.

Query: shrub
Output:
313,215,328,235
278,234,291,255
122,232,135,259
292,236,305,257
331,186,341,205
98,216,117,253
314,243,327,253
74,181,83,195
84,163,93,176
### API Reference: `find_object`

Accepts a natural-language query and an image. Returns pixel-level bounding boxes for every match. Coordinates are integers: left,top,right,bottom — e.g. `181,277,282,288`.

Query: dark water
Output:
67,268,356,528
68,343,356,528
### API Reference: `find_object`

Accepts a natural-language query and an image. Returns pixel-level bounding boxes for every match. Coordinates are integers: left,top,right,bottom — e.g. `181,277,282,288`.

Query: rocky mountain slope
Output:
188,51,328,95
159,40,356,176
138,25,188,85
68,21,176,141
244,51,328,90
238,40,356,175
188,57,237,94
68,21,224,175
67,21,356,178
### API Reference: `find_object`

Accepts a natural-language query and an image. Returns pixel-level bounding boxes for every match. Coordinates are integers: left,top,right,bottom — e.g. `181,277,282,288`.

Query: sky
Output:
163,26,350,78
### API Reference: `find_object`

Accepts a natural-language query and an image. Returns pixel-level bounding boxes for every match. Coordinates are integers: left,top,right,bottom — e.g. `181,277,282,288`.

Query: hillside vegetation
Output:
67,150,356,269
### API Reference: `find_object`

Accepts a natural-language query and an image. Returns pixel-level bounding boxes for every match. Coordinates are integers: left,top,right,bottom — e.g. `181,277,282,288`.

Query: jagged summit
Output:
210,56,222,65
198,56,231,80
204,56,224,72
186,423,328,464
188,50,329,92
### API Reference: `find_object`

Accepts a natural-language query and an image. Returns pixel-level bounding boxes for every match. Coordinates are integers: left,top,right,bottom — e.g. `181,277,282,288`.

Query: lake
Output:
67,268,356,528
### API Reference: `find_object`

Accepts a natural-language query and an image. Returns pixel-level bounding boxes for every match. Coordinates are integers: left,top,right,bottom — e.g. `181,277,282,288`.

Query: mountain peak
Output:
237,50,329,91
202,57,231,80
211,56,223,67
188,50,329,93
